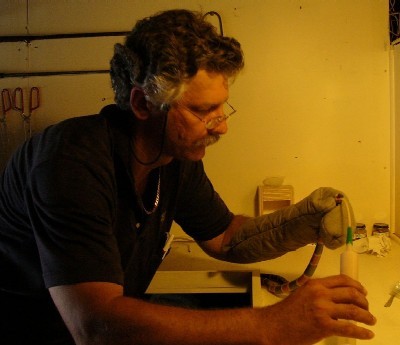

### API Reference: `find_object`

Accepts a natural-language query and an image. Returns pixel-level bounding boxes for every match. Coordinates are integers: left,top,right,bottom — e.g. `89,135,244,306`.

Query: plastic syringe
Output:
339,226,358,345
340,226,358,279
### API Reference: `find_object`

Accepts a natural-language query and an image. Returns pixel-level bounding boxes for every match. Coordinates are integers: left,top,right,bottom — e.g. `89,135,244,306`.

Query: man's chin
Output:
183,146,206,161
182,136,221,161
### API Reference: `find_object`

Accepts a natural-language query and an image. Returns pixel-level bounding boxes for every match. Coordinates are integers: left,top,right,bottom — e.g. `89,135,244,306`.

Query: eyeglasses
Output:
175,101,237,130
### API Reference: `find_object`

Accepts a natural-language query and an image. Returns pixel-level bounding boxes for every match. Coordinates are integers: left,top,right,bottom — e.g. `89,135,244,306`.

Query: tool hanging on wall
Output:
28,87,40,139
12,87,25,139
1,88,12,166
12,86,40,140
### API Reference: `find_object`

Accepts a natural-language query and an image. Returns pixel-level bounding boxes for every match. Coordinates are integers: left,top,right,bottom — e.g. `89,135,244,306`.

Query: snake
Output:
260,195,345,297
260,238,324,297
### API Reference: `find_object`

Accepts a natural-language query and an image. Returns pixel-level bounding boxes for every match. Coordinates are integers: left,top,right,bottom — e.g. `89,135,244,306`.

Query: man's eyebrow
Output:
188,99,228,110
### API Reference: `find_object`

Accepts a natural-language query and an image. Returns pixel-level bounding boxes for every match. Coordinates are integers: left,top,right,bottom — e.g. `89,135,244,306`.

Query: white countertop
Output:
150,234,400,345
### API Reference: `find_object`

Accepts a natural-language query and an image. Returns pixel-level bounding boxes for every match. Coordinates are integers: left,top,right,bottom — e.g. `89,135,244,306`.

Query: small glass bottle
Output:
372,223,390,237
353,223,367,240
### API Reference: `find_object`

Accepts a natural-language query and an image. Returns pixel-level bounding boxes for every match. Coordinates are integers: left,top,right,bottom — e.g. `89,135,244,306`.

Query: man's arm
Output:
199,187,351,263
197,214,249,260
49,280,264,345
49,276,375,345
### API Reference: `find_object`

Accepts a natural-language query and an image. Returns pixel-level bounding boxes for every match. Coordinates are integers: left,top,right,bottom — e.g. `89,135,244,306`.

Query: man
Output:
0,9,375,345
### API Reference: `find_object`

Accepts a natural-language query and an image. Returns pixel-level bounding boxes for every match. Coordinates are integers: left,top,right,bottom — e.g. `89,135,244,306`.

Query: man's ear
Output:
130,87,151,120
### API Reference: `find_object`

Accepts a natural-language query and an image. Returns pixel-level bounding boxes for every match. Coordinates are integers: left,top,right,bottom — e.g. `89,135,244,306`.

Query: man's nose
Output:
209,119,228,135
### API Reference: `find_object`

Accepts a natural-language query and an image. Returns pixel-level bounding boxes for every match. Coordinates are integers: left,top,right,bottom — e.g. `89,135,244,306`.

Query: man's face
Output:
164,70,230,161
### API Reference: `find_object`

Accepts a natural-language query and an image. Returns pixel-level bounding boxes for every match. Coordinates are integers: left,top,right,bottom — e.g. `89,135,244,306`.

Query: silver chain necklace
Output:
136,169,161,215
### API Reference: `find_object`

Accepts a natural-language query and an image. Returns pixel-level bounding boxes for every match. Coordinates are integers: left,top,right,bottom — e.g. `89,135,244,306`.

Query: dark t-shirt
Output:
0,104,233,344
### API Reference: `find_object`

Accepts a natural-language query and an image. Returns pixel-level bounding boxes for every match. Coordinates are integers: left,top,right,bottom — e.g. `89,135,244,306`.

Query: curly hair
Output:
110,9,244,111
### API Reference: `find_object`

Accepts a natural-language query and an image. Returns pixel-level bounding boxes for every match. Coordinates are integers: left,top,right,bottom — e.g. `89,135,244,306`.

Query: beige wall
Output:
0,0,392,234
392,41,400,235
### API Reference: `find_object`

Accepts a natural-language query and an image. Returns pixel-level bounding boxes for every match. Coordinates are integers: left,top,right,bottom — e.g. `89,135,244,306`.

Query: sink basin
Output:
146,270,263,307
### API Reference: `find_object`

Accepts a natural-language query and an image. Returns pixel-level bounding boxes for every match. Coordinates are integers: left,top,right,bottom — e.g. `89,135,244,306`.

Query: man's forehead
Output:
181,70,229,105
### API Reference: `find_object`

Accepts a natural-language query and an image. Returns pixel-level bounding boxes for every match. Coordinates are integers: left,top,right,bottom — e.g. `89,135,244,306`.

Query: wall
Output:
203,1,391,233
0,0,391,234
392,40,400,235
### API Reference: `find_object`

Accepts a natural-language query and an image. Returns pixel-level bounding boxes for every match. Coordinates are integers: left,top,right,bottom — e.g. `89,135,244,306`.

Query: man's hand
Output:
258,274,376,345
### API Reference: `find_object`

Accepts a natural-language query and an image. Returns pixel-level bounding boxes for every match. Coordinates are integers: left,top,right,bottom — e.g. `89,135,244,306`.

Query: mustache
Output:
194,134,220,147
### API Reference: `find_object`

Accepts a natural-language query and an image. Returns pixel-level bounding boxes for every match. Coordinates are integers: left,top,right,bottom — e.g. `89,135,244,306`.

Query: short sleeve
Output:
174,161,233,241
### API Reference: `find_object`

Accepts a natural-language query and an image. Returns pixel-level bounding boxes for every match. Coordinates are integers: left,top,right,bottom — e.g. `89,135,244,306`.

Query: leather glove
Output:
223,187,354,263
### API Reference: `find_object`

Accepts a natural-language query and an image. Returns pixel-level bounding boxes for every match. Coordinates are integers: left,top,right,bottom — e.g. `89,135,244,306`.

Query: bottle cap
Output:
346,226,353,245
